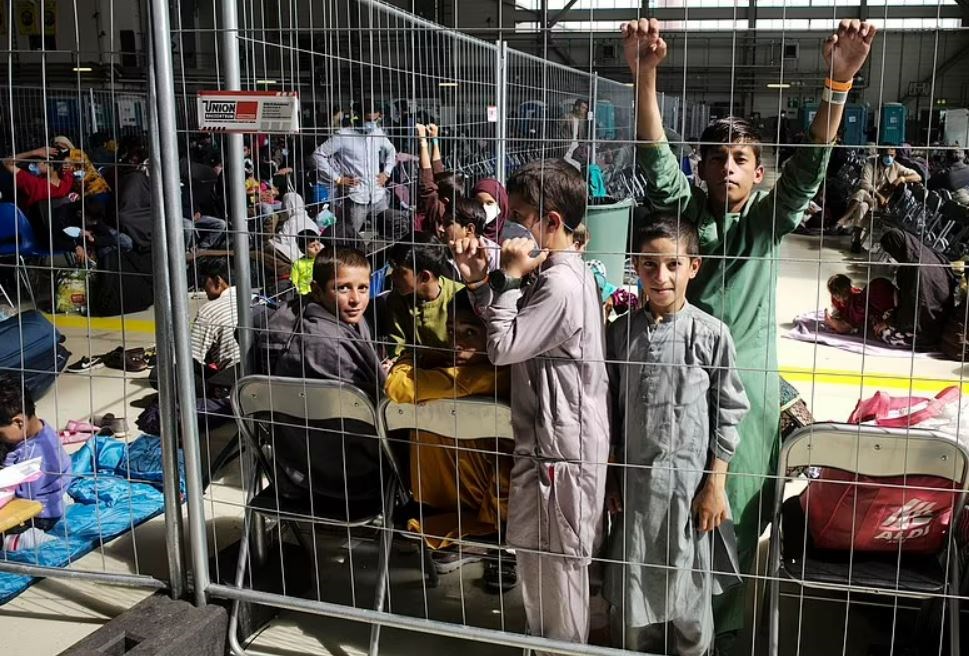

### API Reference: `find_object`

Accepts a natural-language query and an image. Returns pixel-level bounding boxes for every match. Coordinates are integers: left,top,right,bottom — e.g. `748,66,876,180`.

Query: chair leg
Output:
368,485,396,656
422,541,440,589
18,256,35,308
948,540,960,656
227,508,254,656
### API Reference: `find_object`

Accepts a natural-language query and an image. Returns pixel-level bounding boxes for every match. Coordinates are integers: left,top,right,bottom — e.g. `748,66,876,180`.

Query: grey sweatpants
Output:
518,551,590,656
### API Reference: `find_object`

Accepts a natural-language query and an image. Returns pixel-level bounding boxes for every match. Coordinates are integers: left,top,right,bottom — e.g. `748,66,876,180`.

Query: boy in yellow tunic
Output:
385,289,514,585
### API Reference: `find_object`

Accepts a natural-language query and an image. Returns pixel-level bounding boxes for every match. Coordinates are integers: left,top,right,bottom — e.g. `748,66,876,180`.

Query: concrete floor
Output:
0,229,964,655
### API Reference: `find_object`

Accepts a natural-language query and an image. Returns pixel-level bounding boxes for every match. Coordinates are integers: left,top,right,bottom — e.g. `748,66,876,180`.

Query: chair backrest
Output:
0,202,38,253
781,422,969,486
380,396,515,442
233,374,378,428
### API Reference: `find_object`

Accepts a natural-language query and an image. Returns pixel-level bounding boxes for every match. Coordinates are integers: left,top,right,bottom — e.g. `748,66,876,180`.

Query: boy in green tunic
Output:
621,17,878,650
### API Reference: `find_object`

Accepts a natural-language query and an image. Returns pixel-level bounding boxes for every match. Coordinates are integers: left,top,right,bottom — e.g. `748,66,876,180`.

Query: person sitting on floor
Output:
386,232,465,359
873,227,957,349
52,135,111,210
191,258,240,375
0,376,70,551
824,273,896,336
254,247,386,503
385,289,515,589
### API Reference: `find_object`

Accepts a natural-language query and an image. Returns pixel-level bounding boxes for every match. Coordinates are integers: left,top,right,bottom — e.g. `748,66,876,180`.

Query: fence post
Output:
146,24,186,602
496,40,507,185
219,0,253,372
148,0,210,608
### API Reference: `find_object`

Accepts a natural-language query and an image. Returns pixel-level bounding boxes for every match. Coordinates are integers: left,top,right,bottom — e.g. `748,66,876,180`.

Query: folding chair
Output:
231,375,405,656
380,395,515,589
768,423,969,656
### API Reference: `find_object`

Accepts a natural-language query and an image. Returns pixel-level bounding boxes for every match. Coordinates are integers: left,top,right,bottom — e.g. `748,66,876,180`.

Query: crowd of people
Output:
7,15,960,656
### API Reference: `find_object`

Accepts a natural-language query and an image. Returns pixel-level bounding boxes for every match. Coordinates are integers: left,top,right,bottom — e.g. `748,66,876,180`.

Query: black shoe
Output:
482,552,518,593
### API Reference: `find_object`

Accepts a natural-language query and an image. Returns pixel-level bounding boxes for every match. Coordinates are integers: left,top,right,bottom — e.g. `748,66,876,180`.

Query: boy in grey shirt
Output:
604,216,748,655
450,160,609,653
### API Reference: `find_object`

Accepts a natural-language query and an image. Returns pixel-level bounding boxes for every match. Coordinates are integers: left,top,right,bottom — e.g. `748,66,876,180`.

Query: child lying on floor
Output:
824,273,896,336
0,376,71,550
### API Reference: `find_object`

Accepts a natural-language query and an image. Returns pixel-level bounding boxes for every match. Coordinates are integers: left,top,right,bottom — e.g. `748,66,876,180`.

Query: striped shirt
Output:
191,286,241,368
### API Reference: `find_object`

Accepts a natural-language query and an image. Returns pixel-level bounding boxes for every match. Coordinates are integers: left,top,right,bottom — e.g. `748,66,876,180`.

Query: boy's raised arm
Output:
767,20,877,233
808,20,877,146
623,19,693,215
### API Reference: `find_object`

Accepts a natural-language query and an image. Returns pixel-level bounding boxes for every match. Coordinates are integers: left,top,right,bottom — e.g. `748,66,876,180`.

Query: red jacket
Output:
15,170,74,209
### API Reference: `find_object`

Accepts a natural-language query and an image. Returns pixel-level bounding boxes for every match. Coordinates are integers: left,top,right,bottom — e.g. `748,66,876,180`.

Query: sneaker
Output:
431,547,484,574
66,355,105,373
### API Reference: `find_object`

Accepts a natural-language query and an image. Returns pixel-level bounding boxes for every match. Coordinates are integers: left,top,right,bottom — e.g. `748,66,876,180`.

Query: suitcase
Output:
0,310,71,398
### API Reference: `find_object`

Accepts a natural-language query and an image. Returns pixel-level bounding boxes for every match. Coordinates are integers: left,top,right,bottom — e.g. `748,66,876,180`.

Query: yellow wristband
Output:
825,77,853,92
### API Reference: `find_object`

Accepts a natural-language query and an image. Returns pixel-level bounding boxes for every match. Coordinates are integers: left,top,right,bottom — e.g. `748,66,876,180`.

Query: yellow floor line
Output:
43,313,969,393
780,367,969,394
43,313,158,335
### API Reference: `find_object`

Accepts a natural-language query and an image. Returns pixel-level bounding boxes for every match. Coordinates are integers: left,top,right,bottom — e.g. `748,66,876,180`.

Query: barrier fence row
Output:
1,1,968,656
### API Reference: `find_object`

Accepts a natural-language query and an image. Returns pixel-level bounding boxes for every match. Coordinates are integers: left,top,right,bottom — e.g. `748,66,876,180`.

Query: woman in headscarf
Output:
471,178,508,243
52,136,111,206
875,227,957,349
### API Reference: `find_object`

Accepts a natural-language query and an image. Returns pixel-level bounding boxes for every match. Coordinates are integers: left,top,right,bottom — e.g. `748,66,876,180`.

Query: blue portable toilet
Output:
842,104,868,145
880,103,907,145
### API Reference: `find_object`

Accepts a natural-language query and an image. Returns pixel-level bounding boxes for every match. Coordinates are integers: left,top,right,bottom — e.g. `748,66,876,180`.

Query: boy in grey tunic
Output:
450,160,609,653
604,217,748,655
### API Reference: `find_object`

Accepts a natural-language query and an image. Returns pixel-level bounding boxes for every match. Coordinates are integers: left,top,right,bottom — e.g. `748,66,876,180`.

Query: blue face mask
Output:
881,155,895,167
363,121,379,133
27,163,41,175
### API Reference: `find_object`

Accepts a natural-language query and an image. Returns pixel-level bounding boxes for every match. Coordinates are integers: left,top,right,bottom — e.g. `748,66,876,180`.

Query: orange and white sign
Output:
196,91,300,133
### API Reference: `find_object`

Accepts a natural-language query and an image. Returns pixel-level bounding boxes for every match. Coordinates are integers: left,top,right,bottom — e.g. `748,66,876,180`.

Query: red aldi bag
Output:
800,468,958,554
801,386,962,554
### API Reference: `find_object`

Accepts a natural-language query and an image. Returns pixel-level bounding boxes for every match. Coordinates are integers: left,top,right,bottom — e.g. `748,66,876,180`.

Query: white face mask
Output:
483,203,500,223
281,148,289,157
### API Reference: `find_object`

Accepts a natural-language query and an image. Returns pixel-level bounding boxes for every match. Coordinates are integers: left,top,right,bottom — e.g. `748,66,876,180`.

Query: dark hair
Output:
506,159,586,231
574,99,589,109
197,257,231,286
827,273,853,297
700,117,763,164
633,215,700,257
451,288,479,322
296,229,321,255
435,171,466,203
0,376,34,426
444,198,488,236
312,247,370,289
388,232,451,279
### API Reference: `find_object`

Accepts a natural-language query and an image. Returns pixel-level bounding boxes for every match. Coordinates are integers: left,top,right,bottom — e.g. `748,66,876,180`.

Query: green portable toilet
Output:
880,103,907,145
583,197,634,290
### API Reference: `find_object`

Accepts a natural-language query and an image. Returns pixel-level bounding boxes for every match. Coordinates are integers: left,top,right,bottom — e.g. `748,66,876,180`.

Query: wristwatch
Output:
488,269,522,294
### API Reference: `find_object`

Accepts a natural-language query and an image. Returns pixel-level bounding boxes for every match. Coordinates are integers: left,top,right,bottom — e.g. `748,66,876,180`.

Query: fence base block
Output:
57,593,226,655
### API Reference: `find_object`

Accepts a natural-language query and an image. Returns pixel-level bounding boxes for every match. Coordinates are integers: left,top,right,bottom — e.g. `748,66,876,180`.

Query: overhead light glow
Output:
72,67,93,72
766,83,791,89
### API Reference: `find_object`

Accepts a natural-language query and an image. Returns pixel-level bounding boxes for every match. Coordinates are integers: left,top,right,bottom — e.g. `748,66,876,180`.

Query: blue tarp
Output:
0,435,184,604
